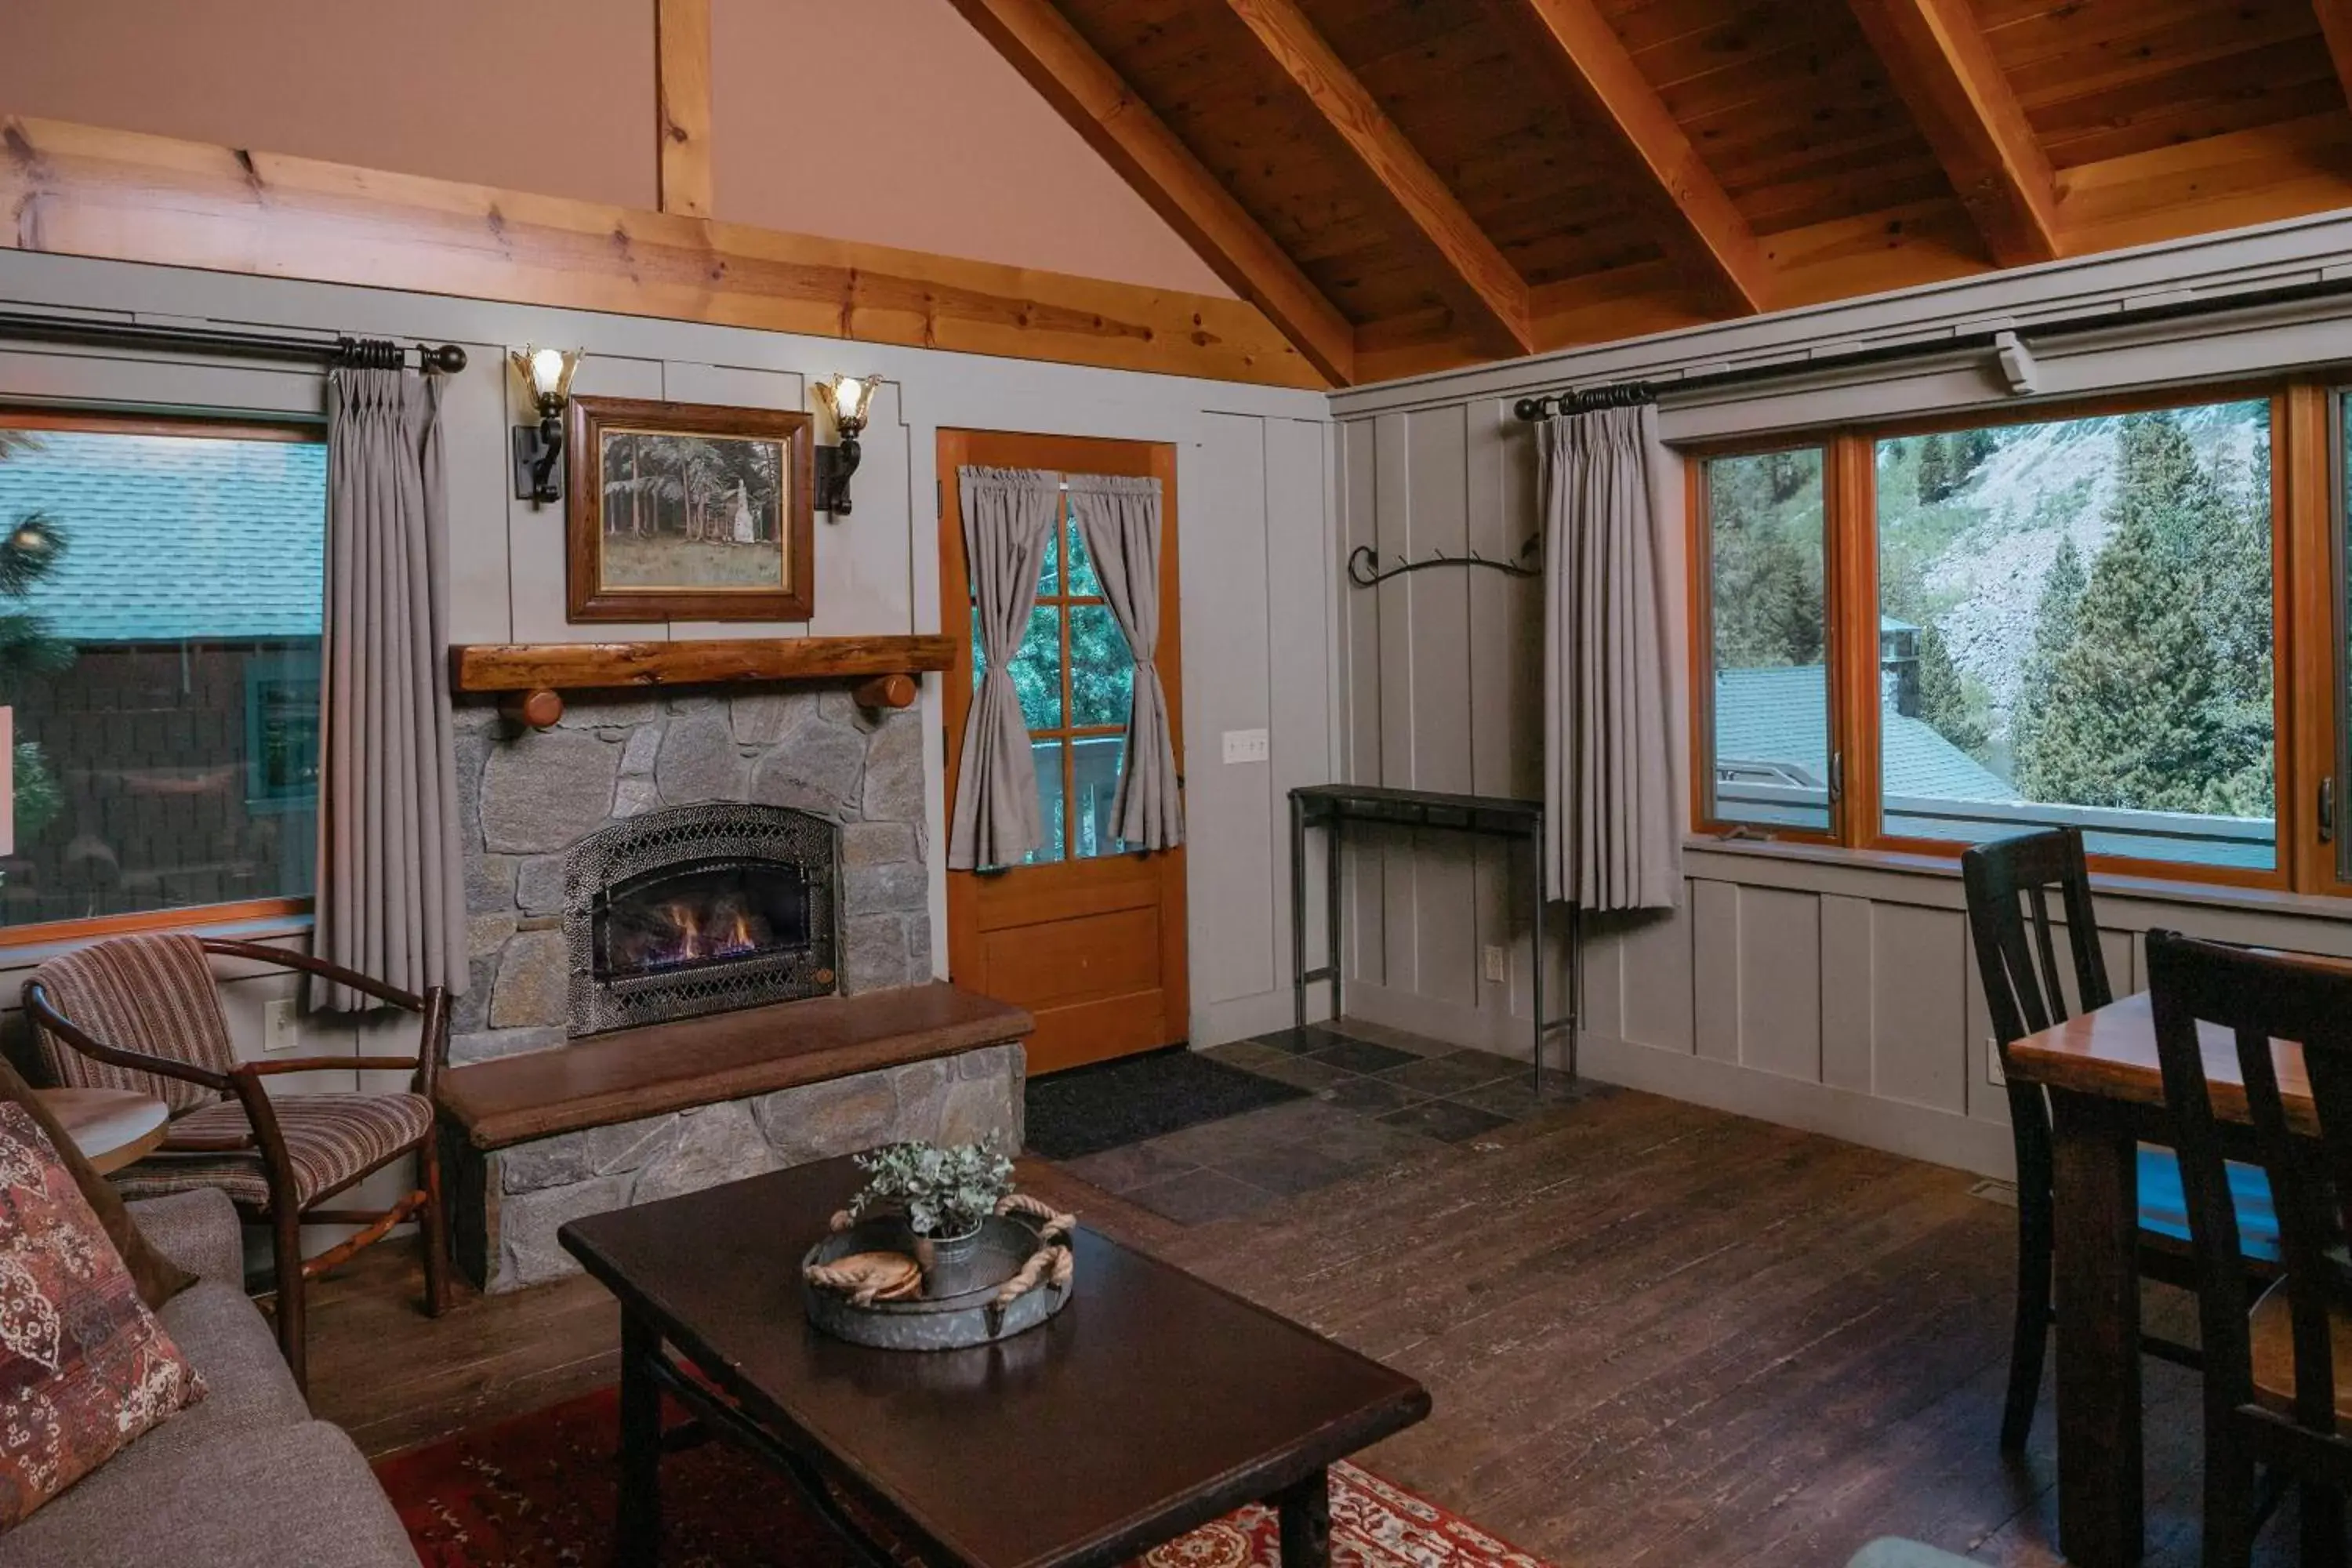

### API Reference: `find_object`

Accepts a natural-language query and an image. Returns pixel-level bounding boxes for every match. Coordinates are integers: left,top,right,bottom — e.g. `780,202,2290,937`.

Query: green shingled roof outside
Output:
1715,665,2015,803
0,430,325,644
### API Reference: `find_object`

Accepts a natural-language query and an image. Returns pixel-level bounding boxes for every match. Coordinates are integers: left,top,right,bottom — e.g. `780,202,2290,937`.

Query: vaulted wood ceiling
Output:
950,0,2352,384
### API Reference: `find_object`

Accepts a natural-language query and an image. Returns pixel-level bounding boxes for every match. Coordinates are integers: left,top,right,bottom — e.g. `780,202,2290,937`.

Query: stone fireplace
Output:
452,688,932,1065
565,802,839,1036
441,685,1026,1294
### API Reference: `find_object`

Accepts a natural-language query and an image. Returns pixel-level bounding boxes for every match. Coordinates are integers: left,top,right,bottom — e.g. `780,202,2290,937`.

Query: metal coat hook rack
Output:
1346,535,1541,589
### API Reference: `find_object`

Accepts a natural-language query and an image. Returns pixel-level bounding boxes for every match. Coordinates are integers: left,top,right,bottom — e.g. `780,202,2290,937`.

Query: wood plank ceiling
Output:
951,0,2352,383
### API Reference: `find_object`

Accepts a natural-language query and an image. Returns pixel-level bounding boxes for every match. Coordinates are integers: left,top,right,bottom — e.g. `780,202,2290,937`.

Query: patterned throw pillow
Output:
0,1100,205,1529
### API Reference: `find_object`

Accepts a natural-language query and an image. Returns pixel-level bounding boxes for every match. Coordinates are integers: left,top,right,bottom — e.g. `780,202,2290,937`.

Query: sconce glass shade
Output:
510,345,584,408
816,374,883,434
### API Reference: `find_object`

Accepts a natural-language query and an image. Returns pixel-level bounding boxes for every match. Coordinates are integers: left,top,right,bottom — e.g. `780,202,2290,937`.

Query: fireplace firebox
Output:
564,804,838,1036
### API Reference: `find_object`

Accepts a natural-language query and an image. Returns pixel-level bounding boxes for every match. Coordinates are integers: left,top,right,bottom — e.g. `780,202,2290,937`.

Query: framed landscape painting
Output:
564,395,815,622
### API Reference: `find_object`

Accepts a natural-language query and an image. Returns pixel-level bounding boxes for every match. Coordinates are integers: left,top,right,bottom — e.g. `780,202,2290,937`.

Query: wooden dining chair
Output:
2147,930,2352,1568
1961,827,2278,1453
22,932,451,1393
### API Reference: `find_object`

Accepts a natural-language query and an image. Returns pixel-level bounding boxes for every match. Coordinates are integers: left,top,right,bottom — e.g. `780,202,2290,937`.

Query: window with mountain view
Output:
1874,403,2273,869
1701,446,1831,833
0,417,327,934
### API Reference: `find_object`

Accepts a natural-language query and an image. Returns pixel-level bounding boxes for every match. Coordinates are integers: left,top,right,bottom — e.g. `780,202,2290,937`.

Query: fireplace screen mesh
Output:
564,804,838,1036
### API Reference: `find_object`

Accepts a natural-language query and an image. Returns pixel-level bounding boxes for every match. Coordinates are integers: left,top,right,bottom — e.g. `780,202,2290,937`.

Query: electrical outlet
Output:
1986,1036,2006,1088
1221,728,1269,764
263,999,300,1054
1483,944,1508,984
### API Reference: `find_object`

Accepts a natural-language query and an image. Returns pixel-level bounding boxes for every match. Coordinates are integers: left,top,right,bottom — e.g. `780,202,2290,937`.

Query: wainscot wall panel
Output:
1735,885,1823,1083
1866,903,1968,1116
1818,895,1875,1094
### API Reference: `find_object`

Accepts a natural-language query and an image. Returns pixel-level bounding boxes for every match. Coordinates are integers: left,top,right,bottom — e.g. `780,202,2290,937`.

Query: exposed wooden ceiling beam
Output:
2317,2,2352,114
1499,0,1772,315
944,0,1355,384
654,0,713,218
0,117,1327,390
1221,0,1534,357
1845,0,2061,267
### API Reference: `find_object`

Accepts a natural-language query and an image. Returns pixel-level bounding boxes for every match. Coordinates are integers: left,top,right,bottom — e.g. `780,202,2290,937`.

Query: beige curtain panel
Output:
1542,405,1682,913
314,366,467,1009
1068,474,1182,851
949,466,1060,869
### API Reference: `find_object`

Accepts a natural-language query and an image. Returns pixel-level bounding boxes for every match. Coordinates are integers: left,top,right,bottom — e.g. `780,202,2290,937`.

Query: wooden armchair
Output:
23,932,451,1392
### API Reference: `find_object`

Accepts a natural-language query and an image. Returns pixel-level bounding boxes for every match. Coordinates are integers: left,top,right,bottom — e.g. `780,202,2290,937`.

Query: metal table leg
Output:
1327,818,1343,1026
1290,793,1307,1033
1531,848,1545,1094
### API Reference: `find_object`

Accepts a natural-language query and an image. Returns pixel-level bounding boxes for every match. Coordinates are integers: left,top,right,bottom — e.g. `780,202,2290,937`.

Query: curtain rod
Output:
0,310,467,373
1510,271,2352,421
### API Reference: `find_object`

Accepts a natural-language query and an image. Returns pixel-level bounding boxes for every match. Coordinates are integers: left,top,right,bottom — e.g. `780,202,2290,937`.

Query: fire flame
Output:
642,898,762,968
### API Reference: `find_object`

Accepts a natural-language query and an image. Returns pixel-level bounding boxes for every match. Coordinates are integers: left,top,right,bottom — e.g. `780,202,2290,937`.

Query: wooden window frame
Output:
0,407,325,947
1686,378,2347,896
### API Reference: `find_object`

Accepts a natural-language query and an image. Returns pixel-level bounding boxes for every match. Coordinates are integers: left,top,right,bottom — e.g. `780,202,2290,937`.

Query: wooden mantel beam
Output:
1221,0,1534,358
1845,0,2062,267
654,0,713,218
1500,0,1773,315
0,117,1325,390
2318,2,2352,118
946,0,1356,384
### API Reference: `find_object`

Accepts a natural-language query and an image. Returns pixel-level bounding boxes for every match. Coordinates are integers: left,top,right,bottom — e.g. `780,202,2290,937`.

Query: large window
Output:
0,414,326,935
1694,387,2331,887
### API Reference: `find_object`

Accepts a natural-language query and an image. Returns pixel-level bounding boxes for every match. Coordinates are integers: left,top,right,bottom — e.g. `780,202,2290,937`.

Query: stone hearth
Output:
452,689,931,1065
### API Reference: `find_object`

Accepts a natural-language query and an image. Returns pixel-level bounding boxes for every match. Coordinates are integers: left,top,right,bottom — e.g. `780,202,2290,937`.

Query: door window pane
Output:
1026,739,1065,865
1008,604,1062,729
1071,735,1128,858
1068,605,1131,728
0,426,327,927
1875,403,2274,870
1065,503,1102,597
1705,448,1830,832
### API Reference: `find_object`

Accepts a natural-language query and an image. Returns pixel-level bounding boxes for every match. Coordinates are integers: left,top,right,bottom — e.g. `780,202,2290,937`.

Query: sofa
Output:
0,1187,415,1568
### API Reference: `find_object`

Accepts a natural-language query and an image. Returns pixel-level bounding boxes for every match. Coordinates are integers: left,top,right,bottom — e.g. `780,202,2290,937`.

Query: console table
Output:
1288,784,1579,1087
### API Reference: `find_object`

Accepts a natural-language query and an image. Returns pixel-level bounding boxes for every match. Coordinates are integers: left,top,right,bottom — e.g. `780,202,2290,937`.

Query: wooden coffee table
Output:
559,1157,1429,1567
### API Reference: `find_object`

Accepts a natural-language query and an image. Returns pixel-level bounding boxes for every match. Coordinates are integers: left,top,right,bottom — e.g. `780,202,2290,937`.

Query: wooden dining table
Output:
2006,989,2308,1568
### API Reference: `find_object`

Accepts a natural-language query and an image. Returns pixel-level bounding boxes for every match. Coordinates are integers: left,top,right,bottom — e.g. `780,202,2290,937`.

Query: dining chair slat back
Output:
1961,827,2114,1453
2147,929,2352,1567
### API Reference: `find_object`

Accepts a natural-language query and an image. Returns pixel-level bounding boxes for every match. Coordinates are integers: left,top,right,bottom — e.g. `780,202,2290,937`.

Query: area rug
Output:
1024,1045,1305,1160
376,1386,1549,1567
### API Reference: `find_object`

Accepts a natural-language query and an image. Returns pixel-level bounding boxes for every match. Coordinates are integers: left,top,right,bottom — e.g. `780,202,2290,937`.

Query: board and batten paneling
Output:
0,247,1336,1073
1333,394,2352,1181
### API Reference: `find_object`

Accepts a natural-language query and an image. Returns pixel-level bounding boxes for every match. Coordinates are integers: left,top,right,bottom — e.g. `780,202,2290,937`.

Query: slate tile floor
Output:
1052,1016,1602,1225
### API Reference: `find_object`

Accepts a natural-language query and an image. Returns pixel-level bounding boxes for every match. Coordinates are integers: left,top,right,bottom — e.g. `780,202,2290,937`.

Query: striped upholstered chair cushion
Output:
28,935,237,1114
111,1093,436,1207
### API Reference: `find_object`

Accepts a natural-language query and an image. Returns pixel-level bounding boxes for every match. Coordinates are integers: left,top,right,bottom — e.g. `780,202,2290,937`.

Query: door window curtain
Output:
314,364,467,1009
1542,405,1681,913
1067,474,1182,851
949,466,1060,869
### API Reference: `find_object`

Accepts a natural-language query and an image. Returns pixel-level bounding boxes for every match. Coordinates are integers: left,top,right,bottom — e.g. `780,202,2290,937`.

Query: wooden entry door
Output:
939,430,1187,1076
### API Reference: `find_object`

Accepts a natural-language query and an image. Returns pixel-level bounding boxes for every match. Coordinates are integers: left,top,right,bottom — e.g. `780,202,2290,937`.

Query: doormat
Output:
1024,1046,1305,1160
377,1385,1557,1567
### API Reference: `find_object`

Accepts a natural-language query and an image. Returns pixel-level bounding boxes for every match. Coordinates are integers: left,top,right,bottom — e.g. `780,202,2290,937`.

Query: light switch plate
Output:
1483,944,1508,983
1221,728,1269,764
263,999,300,1054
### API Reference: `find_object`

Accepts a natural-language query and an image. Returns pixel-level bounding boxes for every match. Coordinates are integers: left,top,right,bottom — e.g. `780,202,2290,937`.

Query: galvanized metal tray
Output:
800,1211,1073,1351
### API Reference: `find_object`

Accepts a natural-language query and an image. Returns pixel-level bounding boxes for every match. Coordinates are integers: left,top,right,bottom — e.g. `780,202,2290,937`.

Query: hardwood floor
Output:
305,1018,2289,1566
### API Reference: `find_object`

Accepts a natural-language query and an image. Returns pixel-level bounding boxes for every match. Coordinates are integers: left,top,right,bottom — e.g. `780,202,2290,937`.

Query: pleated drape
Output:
1542,405,1681,913
1067,474,1182,851
314,367,466,1008
948,466,1059,869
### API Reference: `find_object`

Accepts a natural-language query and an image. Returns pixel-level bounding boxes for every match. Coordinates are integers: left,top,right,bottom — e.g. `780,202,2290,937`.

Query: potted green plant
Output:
846,1138,1015,1273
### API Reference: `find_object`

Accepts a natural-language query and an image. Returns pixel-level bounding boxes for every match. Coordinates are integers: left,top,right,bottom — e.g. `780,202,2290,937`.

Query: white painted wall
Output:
1329,209,2352,1179
0,251,1335,1258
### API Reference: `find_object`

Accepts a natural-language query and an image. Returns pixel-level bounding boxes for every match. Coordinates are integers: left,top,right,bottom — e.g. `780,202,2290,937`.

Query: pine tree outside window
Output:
1688,383,2349,893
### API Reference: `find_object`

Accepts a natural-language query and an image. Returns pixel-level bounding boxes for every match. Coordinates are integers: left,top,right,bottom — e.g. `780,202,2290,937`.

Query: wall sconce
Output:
510,346,584,504
813,374,882,517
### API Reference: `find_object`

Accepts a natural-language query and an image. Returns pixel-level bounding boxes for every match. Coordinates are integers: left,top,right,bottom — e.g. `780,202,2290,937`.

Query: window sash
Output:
0,407,327,942
1686,381,2336,895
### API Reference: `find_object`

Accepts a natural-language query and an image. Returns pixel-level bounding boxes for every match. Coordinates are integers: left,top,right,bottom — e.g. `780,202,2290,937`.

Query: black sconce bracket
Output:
511,401,565,504
815,434,863,517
